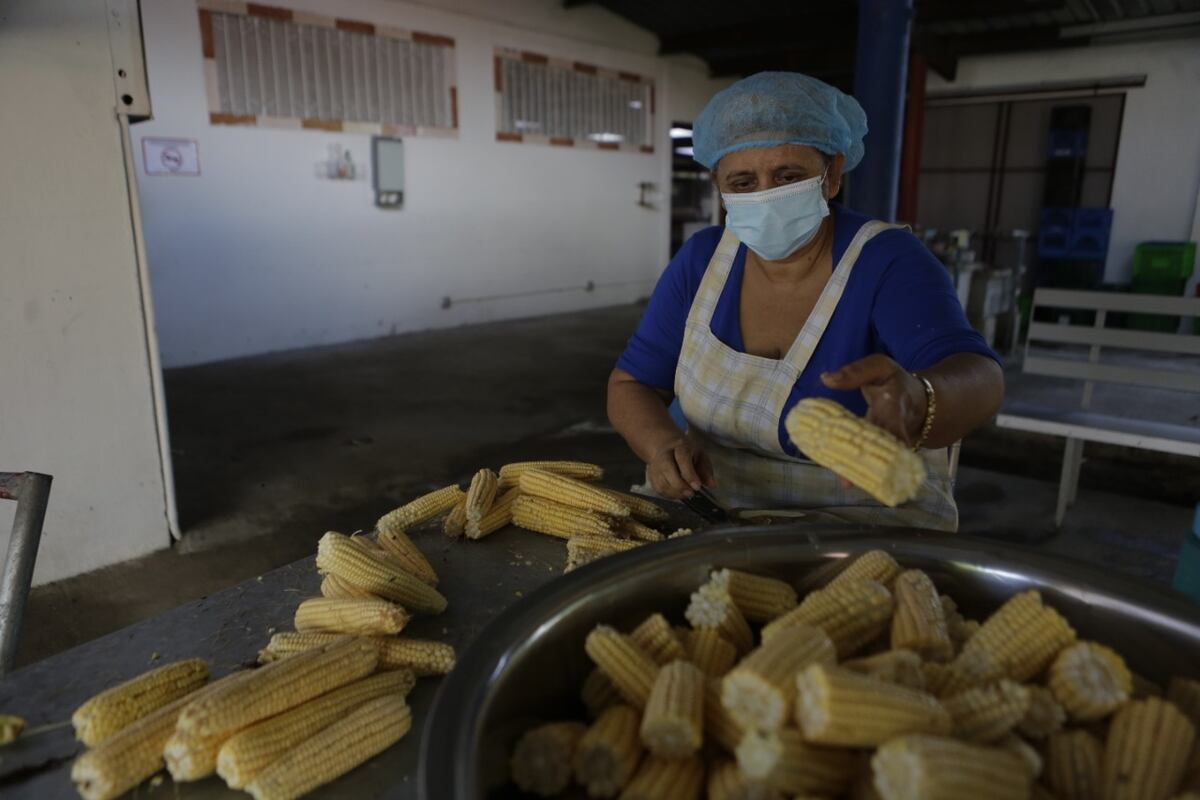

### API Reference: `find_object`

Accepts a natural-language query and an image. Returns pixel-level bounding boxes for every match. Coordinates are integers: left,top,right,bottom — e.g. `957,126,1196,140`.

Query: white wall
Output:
928,39,1200,284
0,0,171,583
136,0,731,366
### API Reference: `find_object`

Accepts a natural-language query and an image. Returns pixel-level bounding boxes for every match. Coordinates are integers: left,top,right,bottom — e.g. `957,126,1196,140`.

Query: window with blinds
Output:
197,2,457,136
494,48,655,153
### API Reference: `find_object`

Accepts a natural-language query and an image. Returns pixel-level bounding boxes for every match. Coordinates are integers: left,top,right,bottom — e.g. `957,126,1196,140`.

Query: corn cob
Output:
794,663,951,746
1102,696,1197,800
842,649,926,691
619,754,704,800
0,715,25,745
519,468,631,517
164,728,235,782
498,459,604,489
177,637,378,737
686,628,738,678
376,637,456,675
1183,743,1200,792
586,626,660,710
514,493,615,540
1045,729,1104,800
510,721,587,797
617,517,666,542
294,597,410,636
870,734,1031,800
582,666,623,718
705,677,745,753
573,705,643,798
1017,684,1066,739
708,568,798,623
443,498,467,537
71,658,209,747
736,726,854,796
934,647,1006,697
258,631,344,663
762,579,893,658
962,590,1076,683
1169,679,1200,728
828,549,902,589
628,613,687,665
942,680,1031,743
566,531,641,572
640,660,705,758
466,486,519,540
245,695,411,800
464,468,499,525
891,570,953,662
784,398,927,507
316,532,448,614
1032,784,1059,800
722,624,836,731
707,758,783,800
374,526,439,586
685,581,755,654
940,594,979,652
601,488,669,524
996,732,1043,780
319,572,379,600
669,527,694,539
1048,641,1131,721
377,484,463,530
217,670,415,789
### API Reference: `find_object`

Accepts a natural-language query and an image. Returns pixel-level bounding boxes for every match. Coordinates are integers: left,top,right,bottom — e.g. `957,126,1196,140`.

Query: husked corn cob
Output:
566,531,641,572
828,549,902,589
164,726,235,782
1102,697,1197,800
217,670,415,789
320,572,378,600
586,626,660,710
640,660,705,758
722,624,836,731
669,527,694,539
940,594,979,652
942,680,1031,743
376,637,456,676
257,631,346,664
443,498,467,537
316,532,448,615
498,460,604,489
464,468,499,525
617,517,666,542
1049,641,1131,721
686,628,737,678
737,726,854,796
514,494,615,540
466,486,519,540
519,468,630,517
685,581,755,654
705,677,745,753
1045,729,1104,800
619,755,704,800
1169,679,1200,728
601,487,669,524
870,734,1031,800
707,758,783,800
377,484,463,530
934,647,1006,697
996,732,1043,780
0,715,25,745
708,568,798,623
178,638,378,737
1017,684,1066,739
72,658,209,747
784,398,927,507
573,705,643,798
630,614,687,665
962,590,1076,683
582,667,623,718
842,649,926,691
762,579,893,658
511,721,587,797
794,663,951,746
294,597,410,636
891,570,953,662
1183,744,1200,792
374,526,439,586
245,695,411,800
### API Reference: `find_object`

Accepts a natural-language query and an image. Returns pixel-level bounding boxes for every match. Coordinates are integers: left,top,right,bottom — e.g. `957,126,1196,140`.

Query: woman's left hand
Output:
820,354,927,446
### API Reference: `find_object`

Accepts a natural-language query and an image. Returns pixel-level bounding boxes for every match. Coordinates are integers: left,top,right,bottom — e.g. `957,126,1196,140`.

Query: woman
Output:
607,72,1003,531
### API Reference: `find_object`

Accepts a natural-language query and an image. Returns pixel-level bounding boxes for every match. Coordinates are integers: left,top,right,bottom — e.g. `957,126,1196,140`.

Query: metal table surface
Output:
0,525,570,799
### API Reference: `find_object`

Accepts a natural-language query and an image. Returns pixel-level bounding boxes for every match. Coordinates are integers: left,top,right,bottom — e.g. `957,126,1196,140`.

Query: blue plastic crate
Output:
1038,227,1070,259
1068,230,1111,260
1040,207,1075,231
1074,208,1113,233
1047,129,1088,159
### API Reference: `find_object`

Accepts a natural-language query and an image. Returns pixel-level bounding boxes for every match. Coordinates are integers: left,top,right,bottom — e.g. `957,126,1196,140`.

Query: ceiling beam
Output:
915,0,1066,24
658,12,856,56
918,24,1089,81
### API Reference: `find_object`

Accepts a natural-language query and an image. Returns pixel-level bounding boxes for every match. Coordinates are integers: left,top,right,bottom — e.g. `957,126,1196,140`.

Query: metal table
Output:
0,526,569,799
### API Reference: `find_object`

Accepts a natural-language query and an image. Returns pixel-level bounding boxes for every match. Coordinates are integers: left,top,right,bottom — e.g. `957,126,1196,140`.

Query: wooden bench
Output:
995,288,1200,526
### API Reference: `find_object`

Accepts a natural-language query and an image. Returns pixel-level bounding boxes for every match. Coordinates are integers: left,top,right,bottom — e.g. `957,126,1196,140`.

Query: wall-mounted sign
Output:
142,137,200,176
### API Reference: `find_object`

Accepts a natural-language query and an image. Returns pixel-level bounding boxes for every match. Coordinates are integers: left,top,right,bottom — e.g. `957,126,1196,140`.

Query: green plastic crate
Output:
1133,241,1196,280
1128,274,1187,332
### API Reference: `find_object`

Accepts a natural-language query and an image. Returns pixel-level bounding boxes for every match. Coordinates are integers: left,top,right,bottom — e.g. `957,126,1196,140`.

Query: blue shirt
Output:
616,205,999,457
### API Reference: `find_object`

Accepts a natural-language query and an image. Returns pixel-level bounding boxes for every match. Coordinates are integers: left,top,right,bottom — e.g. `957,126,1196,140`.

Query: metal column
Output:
897,51,927,225
851,0,914,222
0,472,52,675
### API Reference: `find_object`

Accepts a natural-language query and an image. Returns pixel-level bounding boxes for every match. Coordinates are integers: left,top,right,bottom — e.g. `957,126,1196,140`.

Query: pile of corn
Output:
509,549,1200,799
383,460,688,573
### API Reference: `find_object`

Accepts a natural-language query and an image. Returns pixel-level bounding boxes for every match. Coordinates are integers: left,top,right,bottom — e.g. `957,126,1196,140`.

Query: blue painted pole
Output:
851,0,914,222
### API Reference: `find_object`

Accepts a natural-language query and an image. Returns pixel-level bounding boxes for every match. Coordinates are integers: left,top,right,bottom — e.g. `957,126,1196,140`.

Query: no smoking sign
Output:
142,137,200,176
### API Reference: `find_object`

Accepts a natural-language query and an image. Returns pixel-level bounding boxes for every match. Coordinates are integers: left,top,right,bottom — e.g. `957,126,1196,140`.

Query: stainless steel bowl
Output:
419,526,1200,799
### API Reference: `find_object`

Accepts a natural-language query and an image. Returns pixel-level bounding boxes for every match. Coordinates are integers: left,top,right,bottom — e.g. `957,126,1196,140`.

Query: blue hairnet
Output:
692,72,868,172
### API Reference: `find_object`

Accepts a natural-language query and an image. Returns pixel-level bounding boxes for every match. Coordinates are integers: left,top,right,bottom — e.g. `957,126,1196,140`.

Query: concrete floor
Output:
16,303,1198,668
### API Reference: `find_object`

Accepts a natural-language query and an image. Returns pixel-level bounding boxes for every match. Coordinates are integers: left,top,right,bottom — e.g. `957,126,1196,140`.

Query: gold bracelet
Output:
913,375,936,451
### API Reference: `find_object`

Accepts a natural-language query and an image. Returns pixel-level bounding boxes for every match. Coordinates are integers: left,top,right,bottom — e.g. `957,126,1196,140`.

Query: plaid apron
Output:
674,224,958,531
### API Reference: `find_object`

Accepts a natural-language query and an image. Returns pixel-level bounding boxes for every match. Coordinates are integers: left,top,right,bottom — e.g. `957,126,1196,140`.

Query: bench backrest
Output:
1025,289,1200,403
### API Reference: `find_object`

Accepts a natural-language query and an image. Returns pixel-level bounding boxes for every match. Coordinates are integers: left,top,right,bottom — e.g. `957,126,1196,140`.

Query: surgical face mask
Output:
721,173,830,261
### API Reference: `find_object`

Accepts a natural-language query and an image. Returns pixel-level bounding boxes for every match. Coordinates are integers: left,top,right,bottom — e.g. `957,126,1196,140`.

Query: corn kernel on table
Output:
0,525,569,799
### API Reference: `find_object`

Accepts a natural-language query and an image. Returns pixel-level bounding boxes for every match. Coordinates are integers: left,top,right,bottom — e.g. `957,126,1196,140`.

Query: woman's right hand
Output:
648,436,716,500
